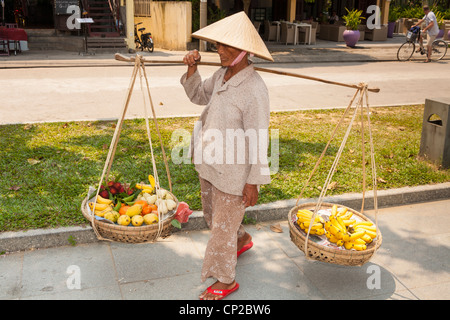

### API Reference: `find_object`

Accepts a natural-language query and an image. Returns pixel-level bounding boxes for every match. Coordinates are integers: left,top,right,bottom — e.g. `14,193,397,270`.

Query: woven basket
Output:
81,193,178,244
288,202,382,266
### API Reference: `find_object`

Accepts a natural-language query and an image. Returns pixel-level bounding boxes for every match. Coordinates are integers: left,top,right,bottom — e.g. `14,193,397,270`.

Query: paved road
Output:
1,59,449,125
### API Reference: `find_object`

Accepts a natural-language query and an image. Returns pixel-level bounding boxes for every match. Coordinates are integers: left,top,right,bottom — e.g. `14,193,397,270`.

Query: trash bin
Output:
419,98,450,168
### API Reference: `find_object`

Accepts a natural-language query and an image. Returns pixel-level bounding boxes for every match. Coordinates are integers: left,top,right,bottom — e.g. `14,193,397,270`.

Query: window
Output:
135,0,152,17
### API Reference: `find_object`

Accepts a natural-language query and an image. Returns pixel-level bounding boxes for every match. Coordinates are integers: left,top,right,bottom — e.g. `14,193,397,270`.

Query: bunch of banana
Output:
296,209,325,236
135,174,157,194
344,221,378,250
324,205,377,251
88,195,114,218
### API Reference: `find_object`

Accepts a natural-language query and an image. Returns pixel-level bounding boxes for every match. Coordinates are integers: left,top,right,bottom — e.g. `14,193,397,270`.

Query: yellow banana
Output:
94,206,113,217
339,211,353,220
302,221,323,229
355,228,377,239
344,241,366,250
343,230,366,242
331,204,338,217
330,216,346,233
353,221,374,227
343,219,356,226
326,223,344,240
336,216,347,231
96,195,113,205
354,224,377,232
314,228,325,236
337,207,348,217
352,244,367,251
336,240,344,247
142,187,154,194
135,183,153,190
89,202,111,211
344,241,354,250
352,238,366,245
307,228,325,235
361,234,373,243
148,174,156,188
329,234,340,243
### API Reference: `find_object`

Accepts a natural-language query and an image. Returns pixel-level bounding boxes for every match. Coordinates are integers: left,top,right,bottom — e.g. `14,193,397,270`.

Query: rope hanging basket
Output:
287,84,382,266
81,193,178,243
81,54,179,244
288,202,382,266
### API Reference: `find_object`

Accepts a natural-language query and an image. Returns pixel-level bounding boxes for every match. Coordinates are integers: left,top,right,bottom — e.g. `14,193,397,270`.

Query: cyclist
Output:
411,5,440,63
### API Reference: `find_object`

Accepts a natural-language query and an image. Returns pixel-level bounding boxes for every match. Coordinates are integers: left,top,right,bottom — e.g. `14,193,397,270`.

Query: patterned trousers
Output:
199,177,246,284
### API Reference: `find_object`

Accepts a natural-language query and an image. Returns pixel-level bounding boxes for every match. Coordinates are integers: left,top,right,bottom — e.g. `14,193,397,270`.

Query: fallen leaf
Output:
102,144,108,150
377,177,387,183
62,123,68,128
27,158,40,165
270,223,283,233
23,124,33,130
327,181,337,190
159,102,164,106
9,185,21,191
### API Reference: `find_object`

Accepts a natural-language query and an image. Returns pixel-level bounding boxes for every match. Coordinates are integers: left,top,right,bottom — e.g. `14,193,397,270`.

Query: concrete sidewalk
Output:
1,198,449,300
0,35,415,69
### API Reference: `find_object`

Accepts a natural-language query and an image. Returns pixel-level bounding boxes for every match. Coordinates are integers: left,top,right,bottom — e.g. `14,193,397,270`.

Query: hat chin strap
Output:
229,50,253,67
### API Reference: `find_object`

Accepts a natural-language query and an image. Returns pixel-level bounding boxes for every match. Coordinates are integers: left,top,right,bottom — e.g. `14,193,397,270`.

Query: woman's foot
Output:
237,232,252,252
199,280,238,300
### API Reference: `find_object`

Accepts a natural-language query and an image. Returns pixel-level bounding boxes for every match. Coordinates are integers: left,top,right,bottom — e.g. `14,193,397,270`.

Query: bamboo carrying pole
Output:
114,53,380,93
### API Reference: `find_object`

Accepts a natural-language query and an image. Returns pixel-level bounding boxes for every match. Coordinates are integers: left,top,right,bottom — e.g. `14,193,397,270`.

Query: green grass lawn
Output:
1,104,449,232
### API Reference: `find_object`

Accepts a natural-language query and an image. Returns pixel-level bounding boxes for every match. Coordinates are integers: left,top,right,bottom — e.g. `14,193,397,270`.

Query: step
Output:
89,32,121,37
89,12,114,17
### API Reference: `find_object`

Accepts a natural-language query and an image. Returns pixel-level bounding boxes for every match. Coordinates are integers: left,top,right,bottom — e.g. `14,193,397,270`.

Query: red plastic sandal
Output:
201,283,240,300
237,241,253,258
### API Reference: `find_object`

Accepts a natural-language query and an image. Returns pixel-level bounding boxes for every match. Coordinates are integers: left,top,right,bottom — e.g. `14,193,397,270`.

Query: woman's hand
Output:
242,184,258,208
183,49,201,67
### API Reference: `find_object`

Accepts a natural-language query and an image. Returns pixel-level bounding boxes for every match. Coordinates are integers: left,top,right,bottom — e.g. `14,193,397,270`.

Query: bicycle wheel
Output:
431,40,448,61
397,42,415,61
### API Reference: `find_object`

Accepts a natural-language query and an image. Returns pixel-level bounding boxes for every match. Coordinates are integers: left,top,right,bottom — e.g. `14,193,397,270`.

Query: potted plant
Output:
388,7,400,38
342,8,365,47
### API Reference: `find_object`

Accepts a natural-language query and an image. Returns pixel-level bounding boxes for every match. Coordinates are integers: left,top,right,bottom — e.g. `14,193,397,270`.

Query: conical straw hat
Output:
192,11,273,62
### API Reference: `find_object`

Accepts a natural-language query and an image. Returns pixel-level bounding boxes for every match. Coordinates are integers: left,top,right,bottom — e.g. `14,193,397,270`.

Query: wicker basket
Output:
288,202,382,266
81,193,178,244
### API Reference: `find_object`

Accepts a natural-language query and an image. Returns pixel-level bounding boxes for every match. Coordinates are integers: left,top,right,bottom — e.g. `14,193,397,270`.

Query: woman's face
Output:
216,43,242,67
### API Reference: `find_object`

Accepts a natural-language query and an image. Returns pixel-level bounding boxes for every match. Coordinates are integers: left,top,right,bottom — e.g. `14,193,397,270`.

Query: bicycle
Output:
397,27,448,62
134,22,154,53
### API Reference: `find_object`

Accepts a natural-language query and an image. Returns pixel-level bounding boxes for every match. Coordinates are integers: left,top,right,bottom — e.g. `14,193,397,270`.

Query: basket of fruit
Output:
288,202,382,266
81,175,179,243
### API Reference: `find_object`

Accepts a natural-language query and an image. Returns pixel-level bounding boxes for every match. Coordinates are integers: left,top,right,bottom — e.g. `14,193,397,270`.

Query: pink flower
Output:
174,202,193,223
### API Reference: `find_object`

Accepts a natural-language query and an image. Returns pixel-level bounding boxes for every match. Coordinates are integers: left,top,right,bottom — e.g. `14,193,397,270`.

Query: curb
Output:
1,182,449,253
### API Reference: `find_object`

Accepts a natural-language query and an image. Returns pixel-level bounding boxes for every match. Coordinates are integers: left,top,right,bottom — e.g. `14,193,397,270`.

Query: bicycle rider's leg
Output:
426,33,437,62
416,33,424,52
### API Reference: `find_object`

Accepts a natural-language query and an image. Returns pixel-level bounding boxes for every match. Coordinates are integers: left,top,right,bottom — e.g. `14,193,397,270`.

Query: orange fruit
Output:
119,205,130,216
141,206,152,216
134,200,149,209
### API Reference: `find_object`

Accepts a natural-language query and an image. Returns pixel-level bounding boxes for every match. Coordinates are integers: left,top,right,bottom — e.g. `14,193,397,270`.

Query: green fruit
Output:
104,212,116,223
